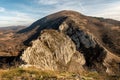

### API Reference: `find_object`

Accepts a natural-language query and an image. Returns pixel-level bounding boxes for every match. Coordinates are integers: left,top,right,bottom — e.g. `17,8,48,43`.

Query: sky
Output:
0,0,120,27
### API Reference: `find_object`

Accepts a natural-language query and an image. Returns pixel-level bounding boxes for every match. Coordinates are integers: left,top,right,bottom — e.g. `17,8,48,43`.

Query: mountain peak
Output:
0,10,120,76
17,10,84,34
48,10,83,17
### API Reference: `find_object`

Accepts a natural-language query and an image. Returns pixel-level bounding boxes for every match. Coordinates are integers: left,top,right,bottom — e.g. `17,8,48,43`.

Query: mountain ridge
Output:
19,10,120,76
0,10,120,76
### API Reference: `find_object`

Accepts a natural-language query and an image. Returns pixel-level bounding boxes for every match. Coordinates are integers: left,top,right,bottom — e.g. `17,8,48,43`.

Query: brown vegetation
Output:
0,10,120,79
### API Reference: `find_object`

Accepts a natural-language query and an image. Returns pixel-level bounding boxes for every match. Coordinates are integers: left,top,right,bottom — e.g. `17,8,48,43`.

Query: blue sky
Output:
0,0,120,27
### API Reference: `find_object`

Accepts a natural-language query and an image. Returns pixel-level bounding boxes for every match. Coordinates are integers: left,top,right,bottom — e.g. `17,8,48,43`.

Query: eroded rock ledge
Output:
21,28,120,76
21,30,85,73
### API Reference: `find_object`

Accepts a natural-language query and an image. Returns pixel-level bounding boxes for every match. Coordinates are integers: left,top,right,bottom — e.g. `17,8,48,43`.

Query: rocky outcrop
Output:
21,11,120,76
21,30,85,72
59,21,120,76
21,27,120,76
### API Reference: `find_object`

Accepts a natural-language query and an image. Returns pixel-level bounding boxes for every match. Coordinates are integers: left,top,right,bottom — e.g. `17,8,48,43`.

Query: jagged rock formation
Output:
22,30,85,73
0,10,120,76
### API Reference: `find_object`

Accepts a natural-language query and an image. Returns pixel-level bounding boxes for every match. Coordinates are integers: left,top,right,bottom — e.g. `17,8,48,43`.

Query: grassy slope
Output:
0,67,119,80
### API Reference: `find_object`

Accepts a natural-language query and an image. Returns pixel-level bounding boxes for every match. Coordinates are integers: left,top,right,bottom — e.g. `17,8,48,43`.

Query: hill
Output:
0,10,120,77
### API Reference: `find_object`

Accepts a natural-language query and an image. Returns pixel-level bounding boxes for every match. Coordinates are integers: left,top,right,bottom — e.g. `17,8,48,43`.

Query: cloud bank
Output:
0,9,35,27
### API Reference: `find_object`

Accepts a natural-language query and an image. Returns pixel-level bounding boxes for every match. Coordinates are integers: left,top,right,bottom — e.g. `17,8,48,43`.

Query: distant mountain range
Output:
0,26,26,31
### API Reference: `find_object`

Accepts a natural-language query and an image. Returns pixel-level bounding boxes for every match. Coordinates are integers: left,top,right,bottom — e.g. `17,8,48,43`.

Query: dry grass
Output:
81,71,120,80
0,67,75,80
0,67,119,80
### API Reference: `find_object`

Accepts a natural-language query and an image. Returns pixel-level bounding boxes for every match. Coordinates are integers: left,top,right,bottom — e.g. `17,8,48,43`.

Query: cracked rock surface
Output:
21,30,85,72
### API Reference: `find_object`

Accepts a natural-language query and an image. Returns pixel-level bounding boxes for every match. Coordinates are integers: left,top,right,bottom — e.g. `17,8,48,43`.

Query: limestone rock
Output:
21,29,85,72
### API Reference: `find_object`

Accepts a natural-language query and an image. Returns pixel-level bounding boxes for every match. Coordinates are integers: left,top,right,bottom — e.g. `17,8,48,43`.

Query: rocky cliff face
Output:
21,10,120,76
21,30,85,73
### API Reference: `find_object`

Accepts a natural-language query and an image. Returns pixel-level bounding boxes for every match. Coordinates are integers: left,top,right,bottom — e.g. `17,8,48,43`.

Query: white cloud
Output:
54,1,85,13
0,7,5,12
0,11,35,27
36,0,85,14
89,1,120,21
37,0,60,5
